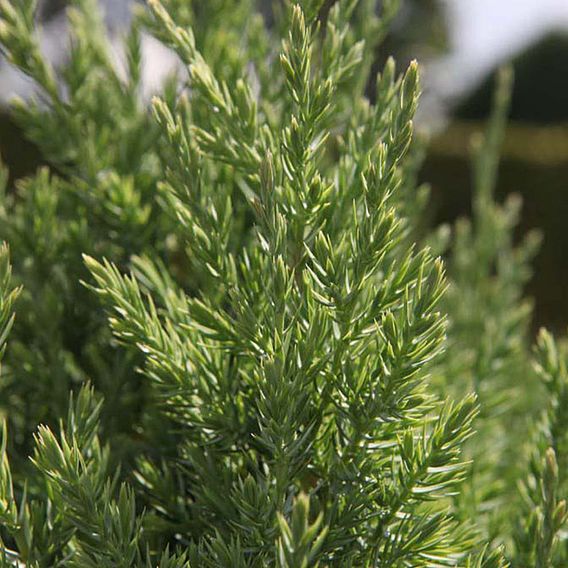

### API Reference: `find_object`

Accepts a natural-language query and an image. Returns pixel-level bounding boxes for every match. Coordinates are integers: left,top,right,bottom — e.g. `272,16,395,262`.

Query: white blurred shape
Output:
140,34,181,99
0,0,180,105
429,0,568,102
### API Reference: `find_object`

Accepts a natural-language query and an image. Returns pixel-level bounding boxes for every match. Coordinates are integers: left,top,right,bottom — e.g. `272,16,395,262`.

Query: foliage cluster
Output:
0,0,565,566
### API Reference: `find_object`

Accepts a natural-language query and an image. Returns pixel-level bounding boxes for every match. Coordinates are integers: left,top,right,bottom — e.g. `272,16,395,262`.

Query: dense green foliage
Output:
0,0,566,565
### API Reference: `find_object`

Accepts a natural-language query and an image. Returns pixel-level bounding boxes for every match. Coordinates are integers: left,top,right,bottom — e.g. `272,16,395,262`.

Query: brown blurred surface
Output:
423,121,568,334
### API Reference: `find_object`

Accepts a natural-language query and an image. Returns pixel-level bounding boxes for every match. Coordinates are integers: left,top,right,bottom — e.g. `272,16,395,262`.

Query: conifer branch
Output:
0,1,562,565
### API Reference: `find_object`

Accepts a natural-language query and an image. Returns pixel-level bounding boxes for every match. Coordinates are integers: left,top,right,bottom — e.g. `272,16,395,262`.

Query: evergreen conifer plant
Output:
0,0,566,565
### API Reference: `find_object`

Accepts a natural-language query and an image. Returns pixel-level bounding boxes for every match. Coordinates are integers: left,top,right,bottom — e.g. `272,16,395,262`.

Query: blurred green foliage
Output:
0,0,565,565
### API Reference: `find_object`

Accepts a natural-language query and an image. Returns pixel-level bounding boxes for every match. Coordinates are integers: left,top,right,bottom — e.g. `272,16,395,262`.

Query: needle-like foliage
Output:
0,0,564,565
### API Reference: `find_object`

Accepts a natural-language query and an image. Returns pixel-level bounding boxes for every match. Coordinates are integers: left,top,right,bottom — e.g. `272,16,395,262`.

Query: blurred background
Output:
1,0,568,332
